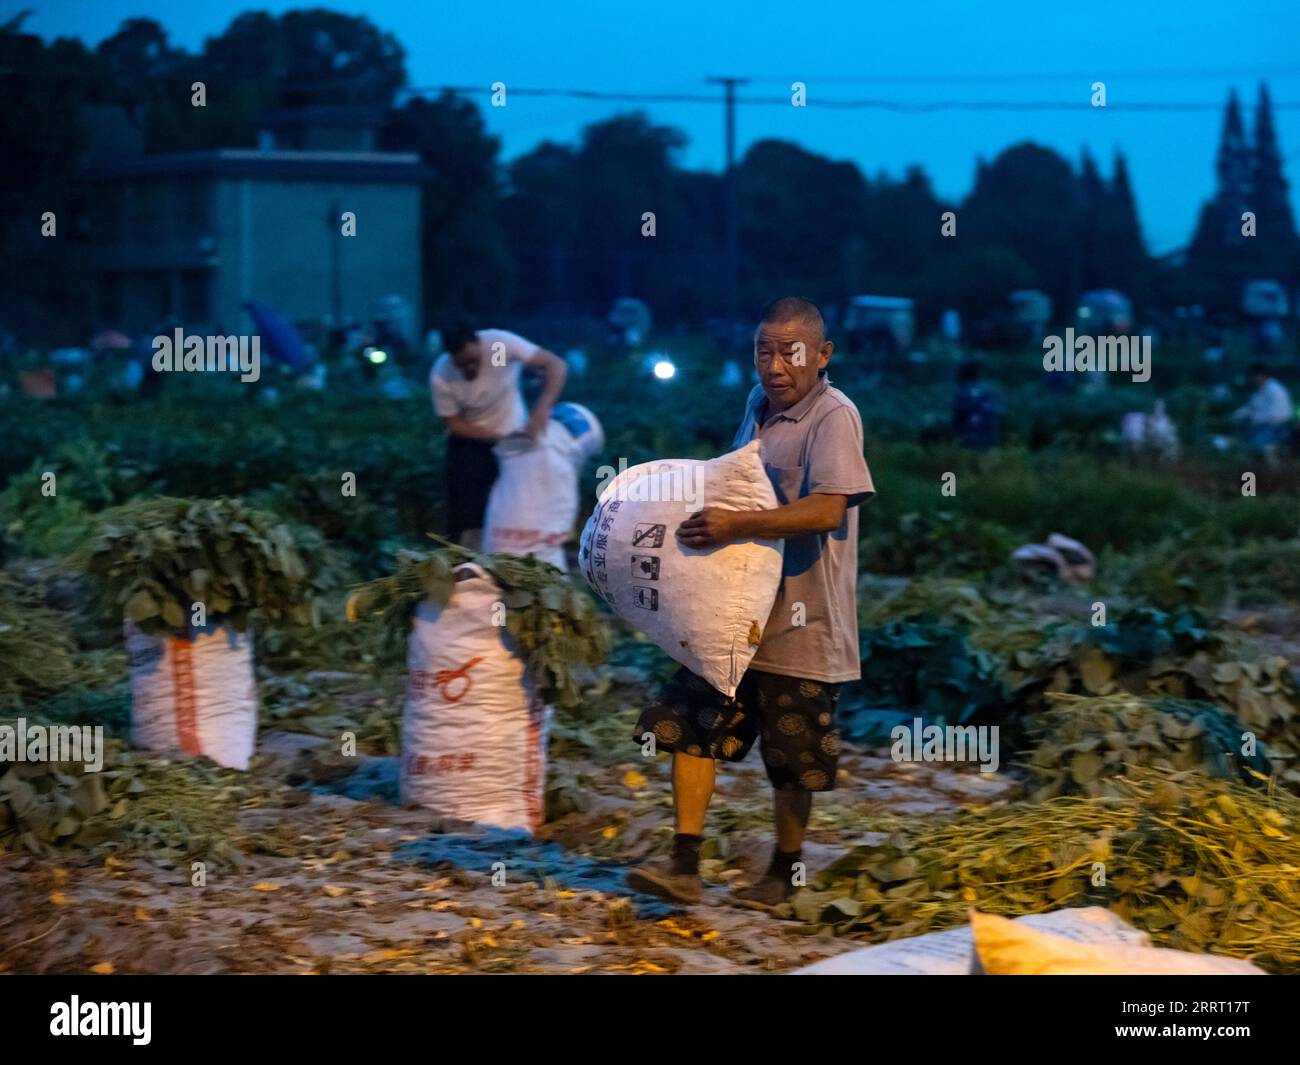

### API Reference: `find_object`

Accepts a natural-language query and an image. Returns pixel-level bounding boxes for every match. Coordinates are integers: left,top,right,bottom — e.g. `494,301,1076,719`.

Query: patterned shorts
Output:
633,666,842,791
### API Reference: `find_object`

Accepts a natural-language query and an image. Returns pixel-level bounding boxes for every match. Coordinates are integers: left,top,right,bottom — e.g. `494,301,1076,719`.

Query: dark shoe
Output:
731,873,796,910
626,860,702,904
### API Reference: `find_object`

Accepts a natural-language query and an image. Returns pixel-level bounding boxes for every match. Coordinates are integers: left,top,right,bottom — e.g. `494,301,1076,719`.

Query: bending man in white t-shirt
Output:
1234,363,1293,465
430,324,568,548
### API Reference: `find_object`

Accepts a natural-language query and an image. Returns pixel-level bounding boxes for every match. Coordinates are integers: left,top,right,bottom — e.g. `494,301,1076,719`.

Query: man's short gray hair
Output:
758,296,825,338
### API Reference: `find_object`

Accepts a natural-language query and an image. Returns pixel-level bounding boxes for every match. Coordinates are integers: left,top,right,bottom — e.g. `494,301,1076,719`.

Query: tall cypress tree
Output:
1189,90,1257,308
1075,147,1147,296
1077,148,1107,288
1250,82,1299,280
1196,90,1252,249
1109,151,1147,287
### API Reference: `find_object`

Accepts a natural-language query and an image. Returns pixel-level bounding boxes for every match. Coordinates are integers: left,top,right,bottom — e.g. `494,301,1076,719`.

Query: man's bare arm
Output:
676,494,847,548
523,349,568,437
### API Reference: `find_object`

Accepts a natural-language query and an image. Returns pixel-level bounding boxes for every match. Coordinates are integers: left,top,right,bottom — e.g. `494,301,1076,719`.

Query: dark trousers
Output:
445,435,499,540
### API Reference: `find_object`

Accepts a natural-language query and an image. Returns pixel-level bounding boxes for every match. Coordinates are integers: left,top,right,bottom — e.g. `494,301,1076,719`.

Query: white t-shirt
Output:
429,328,539,437
1239,378,1293,426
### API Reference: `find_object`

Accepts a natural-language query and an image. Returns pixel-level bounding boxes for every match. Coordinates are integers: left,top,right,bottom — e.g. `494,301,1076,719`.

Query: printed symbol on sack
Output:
632,585,659,611
631,554,660,580
632,522,666,548
434,656,484,702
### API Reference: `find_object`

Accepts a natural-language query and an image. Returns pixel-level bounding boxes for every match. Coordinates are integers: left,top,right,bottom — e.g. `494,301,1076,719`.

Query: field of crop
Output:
3,340,1300,975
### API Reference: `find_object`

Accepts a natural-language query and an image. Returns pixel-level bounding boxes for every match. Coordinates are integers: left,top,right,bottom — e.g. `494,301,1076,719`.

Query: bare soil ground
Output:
0,699,1016,975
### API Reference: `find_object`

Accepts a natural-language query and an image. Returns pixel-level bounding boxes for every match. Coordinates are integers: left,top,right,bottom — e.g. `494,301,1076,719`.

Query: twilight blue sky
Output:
16,0,1300,252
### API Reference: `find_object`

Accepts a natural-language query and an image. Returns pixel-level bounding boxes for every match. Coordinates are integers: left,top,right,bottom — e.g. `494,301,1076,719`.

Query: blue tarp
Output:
307,758,677,917
395,830,677,918
243,299,311,372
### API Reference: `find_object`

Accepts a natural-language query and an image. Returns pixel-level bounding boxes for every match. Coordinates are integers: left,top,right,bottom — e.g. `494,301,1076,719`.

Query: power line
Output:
399,85,1300,111
743,65,1300,84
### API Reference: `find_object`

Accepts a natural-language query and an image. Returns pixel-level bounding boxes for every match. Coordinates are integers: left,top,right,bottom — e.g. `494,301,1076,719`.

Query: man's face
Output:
451,340,483,379
754,317,831,411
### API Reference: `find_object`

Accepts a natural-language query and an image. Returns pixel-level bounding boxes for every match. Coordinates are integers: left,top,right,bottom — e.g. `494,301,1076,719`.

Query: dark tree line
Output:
1187,86,1300,313
2,9,1296,343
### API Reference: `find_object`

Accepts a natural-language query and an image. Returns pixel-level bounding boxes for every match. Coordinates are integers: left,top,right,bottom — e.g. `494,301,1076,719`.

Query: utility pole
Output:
707,76,748,320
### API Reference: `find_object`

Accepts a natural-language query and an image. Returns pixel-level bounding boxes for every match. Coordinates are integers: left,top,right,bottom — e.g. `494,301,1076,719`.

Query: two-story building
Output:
81,108,429,345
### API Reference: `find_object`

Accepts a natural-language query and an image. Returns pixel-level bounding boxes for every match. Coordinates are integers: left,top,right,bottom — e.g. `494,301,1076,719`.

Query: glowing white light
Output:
653,359,676,380
367,348,388,364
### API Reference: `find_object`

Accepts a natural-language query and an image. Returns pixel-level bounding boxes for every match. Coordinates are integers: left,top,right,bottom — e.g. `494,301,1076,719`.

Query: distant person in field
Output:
430,323,567,547
952,359,1001,450
1234,363,1292,465
627,296,874,909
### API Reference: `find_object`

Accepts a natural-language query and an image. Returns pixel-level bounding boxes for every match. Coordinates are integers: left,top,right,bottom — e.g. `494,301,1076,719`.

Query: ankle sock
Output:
768,848,802,883
670,833,702,875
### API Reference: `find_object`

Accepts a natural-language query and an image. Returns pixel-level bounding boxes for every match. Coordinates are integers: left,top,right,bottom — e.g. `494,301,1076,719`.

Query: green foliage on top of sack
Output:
75,497,321,638
346,540,611,708
0,574,78,710
788,770,1300,972
842,617,1007,737
1024,693,1275,800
